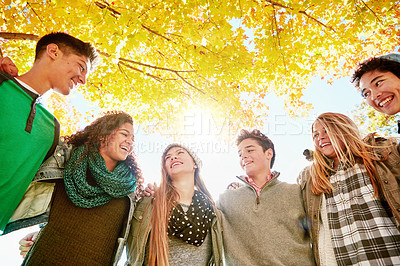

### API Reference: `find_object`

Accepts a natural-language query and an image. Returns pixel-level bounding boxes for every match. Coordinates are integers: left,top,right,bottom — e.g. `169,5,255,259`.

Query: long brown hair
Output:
310,112,381,197
147,144,213,266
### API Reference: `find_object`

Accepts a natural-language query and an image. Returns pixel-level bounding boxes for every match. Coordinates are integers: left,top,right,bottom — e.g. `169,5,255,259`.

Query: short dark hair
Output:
351,57,400,89
35,32,99,71
236,129,276,167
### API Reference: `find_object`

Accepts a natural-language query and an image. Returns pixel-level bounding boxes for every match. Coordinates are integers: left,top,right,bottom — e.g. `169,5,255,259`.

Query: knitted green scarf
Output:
64,145,136,208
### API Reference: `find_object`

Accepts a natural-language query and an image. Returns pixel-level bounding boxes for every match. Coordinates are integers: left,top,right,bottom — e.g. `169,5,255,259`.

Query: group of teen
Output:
0,32,399,265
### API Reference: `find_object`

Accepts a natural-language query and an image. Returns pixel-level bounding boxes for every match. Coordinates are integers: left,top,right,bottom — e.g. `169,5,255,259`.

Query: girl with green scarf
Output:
21,111,142,265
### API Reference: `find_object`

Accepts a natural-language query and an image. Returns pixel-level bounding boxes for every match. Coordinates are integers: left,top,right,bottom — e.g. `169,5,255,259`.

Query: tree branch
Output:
87,80,112,95
272,6,282,48
0,32,39,41
264,0,336,32
94,1,121,18
174,72,206,95
272,5,287,74
359,0,383,25
27,2,47,30
117,62,140,90
98,51,196,73
87,80,101,90
141,24,172,42
119,61,163,82
180,90,192,98
140,25,184,44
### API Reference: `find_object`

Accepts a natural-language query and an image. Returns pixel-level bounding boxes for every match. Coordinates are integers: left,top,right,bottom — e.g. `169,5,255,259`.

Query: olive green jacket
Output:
125,196,224,266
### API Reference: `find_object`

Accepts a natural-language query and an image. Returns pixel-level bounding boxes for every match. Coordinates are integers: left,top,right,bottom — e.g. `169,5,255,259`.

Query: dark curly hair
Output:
64,111,142,179
351,57,400,90
236,129,276,167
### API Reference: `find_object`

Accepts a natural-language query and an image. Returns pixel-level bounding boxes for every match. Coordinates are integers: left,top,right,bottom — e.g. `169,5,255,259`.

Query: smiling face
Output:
50,48,91,95
99,122,134,171
360,69,400,115
312,121,345,165
237,138,273,177
164,147,197,179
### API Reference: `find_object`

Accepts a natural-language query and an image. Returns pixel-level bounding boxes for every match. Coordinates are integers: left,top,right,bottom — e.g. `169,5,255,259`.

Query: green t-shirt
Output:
0,73,59,233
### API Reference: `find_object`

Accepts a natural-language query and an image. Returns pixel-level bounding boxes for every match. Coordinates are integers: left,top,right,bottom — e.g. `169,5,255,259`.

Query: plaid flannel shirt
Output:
326,163,400,266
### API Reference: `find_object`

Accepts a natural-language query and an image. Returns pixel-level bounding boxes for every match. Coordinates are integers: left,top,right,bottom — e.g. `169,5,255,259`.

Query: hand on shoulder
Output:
0,57,19,77
19,231,39,258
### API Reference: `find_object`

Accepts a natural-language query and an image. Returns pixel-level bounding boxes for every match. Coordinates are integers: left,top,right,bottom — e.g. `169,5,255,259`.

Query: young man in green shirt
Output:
0,32,99,234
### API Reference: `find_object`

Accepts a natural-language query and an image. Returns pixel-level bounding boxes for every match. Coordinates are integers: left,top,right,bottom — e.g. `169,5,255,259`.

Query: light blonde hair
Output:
147,144,213,266
310,112,381,197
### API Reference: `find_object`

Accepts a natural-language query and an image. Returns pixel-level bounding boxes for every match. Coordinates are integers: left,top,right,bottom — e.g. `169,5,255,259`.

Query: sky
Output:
0,74,364,265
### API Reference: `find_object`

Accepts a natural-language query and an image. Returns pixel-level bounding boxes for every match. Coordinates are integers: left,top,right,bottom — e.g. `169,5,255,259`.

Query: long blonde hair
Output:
310,112,381,197
147,144,213,266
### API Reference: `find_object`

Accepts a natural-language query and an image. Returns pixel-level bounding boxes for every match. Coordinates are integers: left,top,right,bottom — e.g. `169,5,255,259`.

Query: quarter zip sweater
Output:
217,171,315,266
245,172,274,197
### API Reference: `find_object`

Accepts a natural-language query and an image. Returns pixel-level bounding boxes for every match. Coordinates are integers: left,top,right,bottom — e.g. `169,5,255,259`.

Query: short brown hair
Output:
236,129,276,167
35,32,99,71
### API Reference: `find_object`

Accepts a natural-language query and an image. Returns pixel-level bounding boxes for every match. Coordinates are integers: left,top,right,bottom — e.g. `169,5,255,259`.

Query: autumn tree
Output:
351,102,399,136
1,0,399,137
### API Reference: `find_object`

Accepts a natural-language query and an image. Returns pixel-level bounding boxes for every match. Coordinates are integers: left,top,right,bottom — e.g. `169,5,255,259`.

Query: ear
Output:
265,148,273,160
46,43,61,60
99,135,109,149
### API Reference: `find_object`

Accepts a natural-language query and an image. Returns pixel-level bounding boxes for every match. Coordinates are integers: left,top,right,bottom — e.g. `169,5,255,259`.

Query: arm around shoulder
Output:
297,165,312,189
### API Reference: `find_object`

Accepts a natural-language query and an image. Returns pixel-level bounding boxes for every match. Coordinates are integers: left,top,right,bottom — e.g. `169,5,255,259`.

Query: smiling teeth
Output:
379,96,393,107
172,162,182,167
